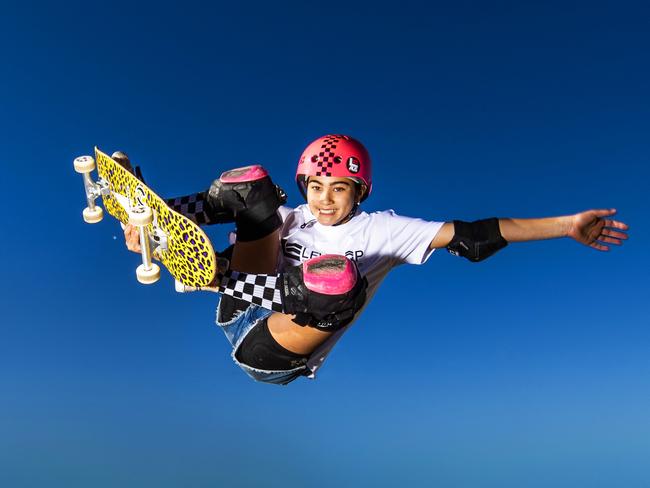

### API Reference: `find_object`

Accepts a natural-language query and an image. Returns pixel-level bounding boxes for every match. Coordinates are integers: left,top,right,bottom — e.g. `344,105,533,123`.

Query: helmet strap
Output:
334,200,360,226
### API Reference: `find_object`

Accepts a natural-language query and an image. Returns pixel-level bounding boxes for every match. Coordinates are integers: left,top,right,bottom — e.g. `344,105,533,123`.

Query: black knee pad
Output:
207,165,287,241
235,319,308,371
280,255,368,331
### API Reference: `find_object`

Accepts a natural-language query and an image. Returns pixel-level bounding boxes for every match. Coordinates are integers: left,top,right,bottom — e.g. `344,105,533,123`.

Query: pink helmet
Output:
296,134,372,201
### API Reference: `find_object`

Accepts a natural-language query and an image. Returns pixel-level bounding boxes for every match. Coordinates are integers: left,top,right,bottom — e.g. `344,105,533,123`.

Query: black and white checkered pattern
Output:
166,191,214,225
314,135,342,177
218,270,284,312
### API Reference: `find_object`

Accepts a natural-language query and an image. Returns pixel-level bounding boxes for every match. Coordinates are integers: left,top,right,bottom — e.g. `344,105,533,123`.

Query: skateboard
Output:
74,147,217,287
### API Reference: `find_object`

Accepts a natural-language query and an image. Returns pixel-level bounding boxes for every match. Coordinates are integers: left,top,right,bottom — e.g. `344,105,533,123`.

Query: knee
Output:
281,254,368,331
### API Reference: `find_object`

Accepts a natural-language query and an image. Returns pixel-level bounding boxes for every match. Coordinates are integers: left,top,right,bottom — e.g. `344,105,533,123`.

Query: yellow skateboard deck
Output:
87,147,217,287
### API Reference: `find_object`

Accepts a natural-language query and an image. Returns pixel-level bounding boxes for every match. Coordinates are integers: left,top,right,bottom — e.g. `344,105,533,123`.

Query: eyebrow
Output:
309,178,351,187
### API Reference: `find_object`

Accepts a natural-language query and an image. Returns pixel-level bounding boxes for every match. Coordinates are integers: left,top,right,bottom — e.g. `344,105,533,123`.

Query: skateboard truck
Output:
75,154,161,285
74,155,108,223
128,207,161,284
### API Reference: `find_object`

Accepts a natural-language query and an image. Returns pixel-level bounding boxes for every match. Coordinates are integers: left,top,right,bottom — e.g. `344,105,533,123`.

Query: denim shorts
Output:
215,296,308,385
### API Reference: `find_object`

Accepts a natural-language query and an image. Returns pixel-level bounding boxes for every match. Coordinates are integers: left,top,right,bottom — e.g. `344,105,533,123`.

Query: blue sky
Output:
1,1,648,486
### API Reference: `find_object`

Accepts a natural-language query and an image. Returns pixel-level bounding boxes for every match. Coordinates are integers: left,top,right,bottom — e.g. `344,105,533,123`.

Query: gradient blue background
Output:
1,1,648,486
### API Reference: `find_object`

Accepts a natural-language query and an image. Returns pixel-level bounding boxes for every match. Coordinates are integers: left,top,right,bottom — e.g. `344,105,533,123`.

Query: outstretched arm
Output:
498,208,628,251
430,209,629,252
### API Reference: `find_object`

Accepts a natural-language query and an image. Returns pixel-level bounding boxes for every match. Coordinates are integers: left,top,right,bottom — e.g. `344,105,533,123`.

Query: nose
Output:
319,188,334,203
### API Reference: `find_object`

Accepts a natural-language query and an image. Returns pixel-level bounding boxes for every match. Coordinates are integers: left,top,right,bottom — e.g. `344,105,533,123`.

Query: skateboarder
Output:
122,135,629,385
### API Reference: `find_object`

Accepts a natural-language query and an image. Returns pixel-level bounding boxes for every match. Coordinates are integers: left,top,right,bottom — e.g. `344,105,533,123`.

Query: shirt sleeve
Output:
385,210,445,265
278,205,294,223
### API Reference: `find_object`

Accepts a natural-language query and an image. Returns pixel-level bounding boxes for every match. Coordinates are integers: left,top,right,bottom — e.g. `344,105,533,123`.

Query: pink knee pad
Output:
302,254,359,295
219,165,269,183
280,254,367,331
208,164,287,241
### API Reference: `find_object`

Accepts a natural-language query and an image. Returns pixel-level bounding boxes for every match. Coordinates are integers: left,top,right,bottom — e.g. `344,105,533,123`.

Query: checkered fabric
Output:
165,191,215,225
218,270,284,312
314,135,342,177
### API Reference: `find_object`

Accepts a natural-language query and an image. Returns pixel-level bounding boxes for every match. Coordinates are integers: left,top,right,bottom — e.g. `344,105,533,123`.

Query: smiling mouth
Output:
318,209,336,215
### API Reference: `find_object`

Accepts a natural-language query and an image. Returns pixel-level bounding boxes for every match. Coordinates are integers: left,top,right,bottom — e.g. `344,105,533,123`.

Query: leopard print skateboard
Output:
74,147,217,287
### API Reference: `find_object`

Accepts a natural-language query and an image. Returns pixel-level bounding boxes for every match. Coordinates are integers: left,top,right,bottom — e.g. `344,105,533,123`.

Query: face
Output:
306,177,359,226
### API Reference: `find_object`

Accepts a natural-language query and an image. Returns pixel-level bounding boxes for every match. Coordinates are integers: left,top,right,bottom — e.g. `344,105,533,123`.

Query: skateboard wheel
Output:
74,156,95,173
82,206,104,223
136,263,161,284
129,206,153,226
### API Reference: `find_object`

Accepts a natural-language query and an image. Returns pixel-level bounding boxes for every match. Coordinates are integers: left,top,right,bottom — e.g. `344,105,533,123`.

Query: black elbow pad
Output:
446,218,508,262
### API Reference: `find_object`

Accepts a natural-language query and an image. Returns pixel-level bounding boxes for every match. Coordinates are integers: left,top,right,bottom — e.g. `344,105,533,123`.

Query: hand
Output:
123,224,142,253
567,209,629,251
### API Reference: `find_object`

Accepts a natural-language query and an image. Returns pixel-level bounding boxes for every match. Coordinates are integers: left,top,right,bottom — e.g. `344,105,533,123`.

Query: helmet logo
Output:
347,157,360,174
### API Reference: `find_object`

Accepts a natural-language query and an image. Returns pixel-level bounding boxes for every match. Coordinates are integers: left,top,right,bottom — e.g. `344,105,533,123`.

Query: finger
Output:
602,229,628,240
593,208,617,218
125,224,135,238
604,219,629,231
590,241,610,251
124,226,141,252
598,235,623,245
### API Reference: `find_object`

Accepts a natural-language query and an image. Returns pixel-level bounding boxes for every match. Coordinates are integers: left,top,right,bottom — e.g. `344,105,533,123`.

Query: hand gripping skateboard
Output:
74,147,217,287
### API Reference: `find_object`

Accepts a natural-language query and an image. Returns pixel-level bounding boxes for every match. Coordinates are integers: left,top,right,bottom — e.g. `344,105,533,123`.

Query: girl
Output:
123,135,629,385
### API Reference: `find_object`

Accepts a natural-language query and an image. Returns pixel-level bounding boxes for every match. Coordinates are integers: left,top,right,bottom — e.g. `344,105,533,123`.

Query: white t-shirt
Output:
277,204,445,378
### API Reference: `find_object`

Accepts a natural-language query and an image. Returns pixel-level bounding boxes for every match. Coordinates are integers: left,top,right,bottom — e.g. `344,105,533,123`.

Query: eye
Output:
334,156,342,164
311,155,319,163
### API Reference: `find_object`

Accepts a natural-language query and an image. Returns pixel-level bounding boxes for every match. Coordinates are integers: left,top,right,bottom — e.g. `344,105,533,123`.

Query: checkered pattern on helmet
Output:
218,270,284,312
165,191,214,225
314,135,342,177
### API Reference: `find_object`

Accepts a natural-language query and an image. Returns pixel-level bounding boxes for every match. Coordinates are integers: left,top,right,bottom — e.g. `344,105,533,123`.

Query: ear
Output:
358,183,368,203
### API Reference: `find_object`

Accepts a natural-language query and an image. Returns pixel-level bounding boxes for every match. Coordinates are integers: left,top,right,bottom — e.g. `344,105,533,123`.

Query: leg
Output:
218,254,367,355
229,231,315,353
226,230,327,355
230,230,280,274
214,166,287,335
211,169,366,373
267,312,332,355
